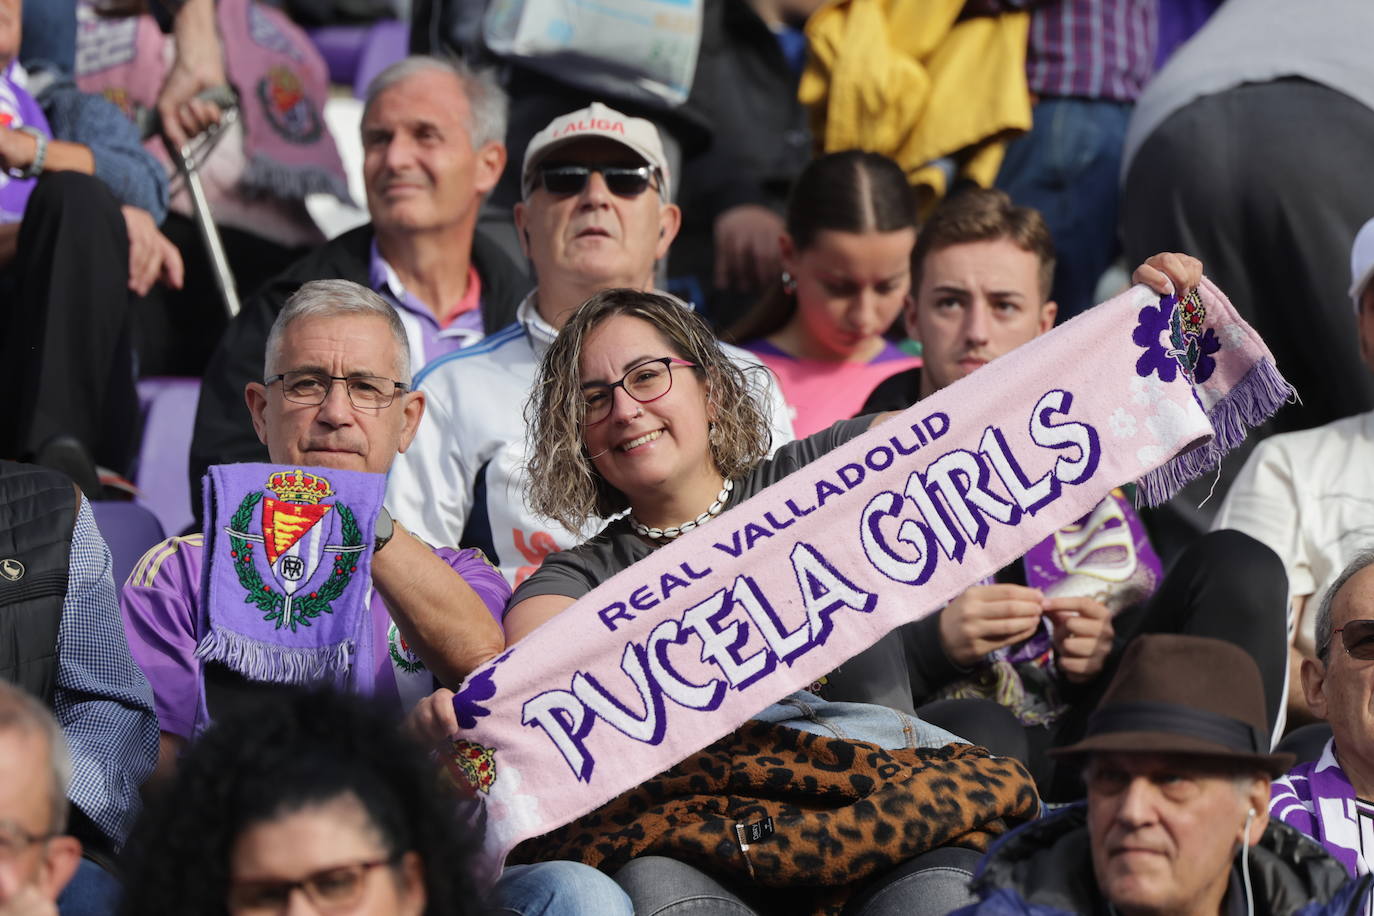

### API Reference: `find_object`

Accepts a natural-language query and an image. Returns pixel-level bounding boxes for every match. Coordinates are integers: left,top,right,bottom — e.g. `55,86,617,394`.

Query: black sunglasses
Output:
1323,619,1374,660
536,163,658,198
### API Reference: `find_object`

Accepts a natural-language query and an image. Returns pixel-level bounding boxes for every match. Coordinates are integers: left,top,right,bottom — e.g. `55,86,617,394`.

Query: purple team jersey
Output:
0,62,51,223
121,534,511,737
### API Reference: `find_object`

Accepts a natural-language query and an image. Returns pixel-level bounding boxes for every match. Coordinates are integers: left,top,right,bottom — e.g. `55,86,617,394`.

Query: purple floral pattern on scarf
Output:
454,650,510,730
1133,292,1221,385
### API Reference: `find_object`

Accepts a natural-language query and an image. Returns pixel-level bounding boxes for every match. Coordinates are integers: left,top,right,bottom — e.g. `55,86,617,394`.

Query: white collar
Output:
516,293,560,352
516,287,683,353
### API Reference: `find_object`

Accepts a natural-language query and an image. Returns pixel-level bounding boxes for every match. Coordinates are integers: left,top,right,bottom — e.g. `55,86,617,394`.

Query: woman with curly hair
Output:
508,286,902,644
123,684,634,915
118,686,480,916
497,288,1016,915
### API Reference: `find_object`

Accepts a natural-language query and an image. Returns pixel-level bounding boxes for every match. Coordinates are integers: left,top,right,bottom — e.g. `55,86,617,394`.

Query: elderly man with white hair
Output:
189,55,530,501
123,278,631,916
1271,549,1374,888
0,681,83,916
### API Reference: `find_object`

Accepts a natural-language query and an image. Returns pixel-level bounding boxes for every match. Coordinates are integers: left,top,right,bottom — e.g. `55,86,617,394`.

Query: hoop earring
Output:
781,271,797,295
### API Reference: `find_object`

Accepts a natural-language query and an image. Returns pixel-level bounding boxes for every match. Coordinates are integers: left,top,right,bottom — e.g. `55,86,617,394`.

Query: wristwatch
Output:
374,507,395,553
8,126,47,180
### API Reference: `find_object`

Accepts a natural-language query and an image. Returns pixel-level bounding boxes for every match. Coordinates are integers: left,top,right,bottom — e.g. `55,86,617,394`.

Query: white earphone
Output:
1240,807,1257,916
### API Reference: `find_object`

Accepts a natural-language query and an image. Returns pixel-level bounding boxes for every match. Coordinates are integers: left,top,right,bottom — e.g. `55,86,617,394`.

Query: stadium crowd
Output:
3,0,1374,914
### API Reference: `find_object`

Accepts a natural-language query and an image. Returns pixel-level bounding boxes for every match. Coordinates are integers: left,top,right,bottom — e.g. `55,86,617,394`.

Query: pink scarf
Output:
75,0,349,204
445,279,1293,875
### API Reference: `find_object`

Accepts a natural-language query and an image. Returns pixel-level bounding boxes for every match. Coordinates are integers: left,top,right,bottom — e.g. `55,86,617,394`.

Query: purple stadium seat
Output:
307,20,408,98
91,501,166,593
307,24,372,86
135,377,201,537
353,20,410,98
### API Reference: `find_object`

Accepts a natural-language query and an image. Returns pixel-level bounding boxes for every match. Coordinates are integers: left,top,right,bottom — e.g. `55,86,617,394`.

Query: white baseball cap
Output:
521,102,671,200
1349,217,1374,310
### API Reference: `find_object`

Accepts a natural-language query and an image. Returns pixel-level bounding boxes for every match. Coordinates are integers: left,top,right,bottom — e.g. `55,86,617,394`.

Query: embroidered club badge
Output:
388,621,426,674
257,65,322,144
225,469,363,631
443,739,498,796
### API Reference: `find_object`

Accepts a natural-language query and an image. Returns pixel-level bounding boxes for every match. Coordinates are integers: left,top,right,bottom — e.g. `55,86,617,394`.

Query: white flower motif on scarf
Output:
1223,323,1249,351
1108,407,1137,439
1136,443,1167,466
488,762,543,843
1144,395,1192,450
1131,375,1169,407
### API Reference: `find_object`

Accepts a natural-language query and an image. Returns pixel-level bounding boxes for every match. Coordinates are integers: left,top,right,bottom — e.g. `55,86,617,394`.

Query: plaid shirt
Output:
53,499,159,849
1026,0,1158,102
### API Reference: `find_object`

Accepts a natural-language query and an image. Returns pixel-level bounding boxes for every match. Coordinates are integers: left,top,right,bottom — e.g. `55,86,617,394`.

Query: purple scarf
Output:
935,487,1163,725
75,0,350,203
196,463,383,689
1272,738,1365,878
0,62,51,223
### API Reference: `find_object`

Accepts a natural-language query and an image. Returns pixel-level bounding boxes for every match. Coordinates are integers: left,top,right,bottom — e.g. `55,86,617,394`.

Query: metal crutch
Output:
139,86,243,318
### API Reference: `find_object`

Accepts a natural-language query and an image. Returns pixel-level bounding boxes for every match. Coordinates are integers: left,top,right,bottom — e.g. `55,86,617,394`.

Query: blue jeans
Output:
752,690,965,750
490,861,634,916
57,858,121,916
21,0,77,74
996,97,1132,321
614,849,980,916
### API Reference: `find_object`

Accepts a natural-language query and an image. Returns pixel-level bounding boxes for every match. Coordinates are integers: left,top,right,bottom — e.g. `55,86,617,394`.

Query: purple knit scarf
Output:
196,463,383,689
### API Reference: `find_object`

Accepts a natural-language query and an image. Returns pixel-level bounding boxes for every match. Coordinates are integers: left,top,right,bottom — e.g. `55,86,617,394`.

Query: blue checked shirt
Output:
1026,0,1157,103
53,499,159,849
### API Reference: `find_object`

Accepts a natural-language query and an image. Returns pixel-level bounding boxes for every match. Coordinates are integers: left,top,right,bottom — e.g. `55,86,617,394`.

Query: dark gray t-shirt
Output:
509,415,917,712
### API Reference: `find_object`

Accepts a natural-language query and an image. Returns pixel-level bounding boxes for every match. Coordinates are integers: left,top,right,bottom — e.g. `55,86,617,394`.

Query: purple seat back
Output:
353,20,410,99
91,501,166,593
307,24,373,86
135,377,201,537
306,20,409,98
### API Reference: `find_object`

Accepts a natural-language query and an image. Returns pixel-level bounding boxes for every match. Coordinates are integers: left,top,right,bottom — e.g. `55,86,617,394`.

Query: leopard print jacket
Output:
512,718,1041,915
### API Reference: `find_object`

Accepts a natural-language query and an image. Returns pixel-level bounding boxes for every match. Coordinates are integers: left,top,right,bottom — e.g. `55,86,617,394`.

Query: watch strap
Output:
10,126,47,180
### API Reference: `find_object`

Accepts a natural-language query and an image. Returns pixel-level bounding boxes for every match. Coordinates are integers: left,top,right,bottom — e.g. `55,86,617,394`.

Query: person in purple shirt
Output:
121,280,512,786
0,0,182,495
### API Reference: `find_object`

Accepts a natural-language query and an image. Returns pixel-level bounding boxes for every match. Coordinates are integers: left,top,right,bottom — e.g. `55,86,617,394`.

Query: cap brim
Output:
1050,729,1294,778
1350,263,1374,305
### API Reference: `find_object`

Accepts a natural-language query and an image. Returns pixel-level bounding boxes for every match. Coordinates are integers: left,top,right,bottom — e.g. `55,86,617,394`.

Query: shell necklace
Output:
630,479,735,540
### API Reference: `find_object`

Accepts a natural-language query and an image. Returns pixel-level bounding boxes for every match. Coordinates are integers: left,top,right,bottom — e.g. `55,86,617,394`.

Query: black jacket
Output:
187,224,528,525
671,0,814,320
952,804,1369,916
0,462,76,702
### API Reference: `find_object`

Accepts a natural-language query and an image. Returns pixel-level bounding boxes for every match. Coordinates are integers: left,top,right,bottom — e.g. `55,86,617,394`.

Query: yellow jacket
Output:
801,0,1032,207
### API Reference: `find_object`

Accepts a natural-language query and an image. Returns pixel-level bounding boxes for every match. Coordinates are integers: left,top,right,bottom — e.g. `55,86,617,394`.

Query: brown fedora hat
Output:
1051,634,1293,777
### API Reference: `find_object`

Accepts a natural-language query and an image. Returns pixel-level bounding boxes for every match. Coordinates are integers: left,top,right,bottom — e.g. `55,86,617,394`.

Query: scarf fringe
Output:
240,155,354,206
1137,358,1295,507
195,626,353,685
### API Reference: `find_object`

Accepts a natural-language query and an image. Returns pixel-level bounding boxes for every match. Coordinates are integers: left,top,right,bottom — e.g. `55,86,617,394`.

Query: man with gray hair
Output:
0,682,83,915
188,56,530,508
1271,548,1374,888
0,458,157,913
127,279,632,916
123,280,511,784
